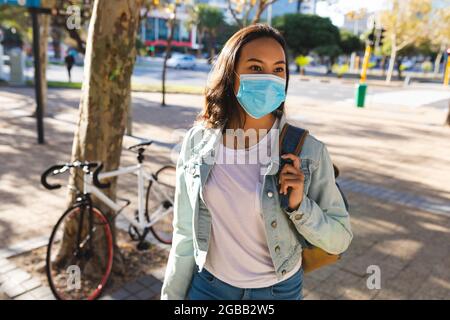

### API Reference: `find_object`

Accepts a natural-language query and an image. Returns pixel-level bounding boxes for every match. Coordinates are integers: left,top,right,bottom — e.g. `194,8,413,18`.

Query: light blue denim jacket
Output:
161,112,353,300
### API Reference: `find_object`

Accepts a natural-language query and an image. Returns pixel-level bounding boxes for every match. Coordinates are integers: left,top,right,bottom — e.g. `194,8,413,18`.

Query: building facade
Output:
138,0,318,53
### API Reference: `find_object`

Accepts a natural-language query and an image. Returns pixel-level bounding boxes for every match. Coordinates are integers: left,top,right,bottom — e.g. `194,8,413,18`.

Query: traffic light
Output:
376,28,386,48
367,27,376,48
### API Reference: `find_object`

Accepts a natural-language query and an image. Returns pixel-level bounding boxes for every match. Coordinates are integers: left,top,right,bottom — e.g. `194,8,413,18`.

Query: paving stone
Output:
149,281,162,293
0,262,17,274
136,274,159,288
110,288,132,300
3,269,31,284
15,292,36,300
38,294,57,300
2,281,28,298
123,281,145,293
0,259,10,268
135,289,155,300
21,277,42,291
29,286,54,299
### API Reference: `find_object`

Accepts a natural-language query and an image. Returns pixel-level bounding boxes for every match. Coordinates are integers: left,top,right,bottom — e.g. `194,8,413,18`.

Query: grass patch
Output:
48,81,82,89
26,80,204,95
131,83,204,95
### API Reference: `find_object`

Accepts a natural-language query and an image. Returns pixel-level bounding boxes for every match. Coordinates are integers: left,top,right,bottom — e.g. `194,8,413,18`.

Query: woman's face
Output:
233,37,287,95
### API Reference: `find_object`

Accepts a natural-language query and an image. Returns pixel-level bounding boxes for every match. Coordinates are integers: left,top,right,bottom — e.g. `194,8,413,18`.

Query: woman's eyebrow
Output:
246,58,286,65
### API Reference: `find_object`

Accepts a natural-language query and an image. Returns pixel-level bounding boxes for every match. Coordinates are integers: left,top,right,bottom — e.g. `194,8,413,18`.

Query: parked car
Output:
167,54,196,69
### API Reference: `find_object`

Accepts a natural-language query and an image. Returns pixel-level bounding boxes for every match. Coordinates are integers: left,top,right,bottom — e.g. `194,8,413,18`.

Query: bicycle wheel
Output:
46,204,114,300
146,165,175,244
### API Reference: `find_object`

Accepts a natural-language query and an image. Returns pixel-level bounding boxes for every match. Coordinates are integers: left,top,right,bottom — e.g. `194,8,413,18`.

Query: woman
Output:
161,24,352,300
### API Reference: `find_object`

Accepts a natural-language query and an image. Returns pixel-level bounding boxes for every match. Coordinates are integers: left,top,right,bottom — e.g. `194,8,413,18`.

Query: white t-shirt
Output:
202,117,302,288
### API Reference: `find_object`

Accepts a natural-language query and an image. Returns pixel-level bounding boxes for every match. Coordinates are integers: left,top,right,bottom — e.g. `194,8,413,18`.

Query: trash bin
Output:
355,83,367,108
9,48,26,85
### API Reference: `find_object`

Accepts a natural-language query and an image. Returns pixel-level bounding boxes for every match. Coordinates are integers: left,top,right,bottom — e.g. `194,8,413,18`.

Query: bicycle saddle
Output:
128,140,154,151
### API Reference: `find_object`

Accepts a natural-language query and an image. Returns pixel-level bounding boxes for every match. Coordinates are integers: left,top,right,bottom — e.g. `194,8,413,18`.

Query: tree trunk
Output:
50,19,63,60
162,6,177,107
207,31,215,64
296,0,303,13
39,1,54,116
434,50,443,76
386,47,397,83
196,30,203,58
66,0,142,275
227,0,243,28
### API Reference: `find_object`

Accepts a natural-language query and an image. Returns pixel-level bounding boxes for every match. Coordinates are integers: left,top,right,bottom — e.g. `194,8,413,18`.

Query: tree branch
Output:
227,0,243,28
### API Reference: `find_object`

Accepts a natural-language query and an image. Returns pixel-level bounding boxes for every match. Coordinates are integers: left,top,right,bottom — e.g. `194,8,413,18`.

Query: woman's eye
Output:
274,67,284,73
249,65,262,72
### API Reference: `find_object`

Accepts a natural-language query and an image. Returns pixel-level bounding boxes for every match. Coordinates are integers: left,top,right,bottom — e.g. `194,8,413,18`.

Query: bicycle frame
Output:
82,163,173,231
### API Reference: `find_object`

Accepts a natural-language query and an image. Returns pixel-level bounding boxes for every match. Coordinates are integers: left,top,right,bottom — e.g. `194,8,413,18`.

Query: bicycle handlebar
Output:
41,164,67,190
92,164,111,189
41,161,110,190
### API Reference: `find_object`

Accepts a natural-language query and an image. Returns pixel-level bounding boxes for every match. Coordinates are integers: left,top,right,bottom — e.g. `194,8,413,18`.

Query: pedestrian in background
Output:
64,52,75,83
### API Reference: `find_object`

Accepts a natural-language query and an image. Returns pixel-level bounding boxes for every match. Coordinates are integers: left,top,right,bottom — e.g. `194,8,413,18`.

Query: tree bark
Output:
162,6,177,107
196,30,204,58
433,48,443,76
386,45,397,83
66,0,142,275
39,0,55,115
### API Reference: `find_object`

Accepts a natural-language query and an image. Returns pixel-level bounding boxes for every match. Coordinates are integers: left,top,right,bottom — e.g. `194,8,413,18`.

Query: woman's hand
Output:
278,153,305,210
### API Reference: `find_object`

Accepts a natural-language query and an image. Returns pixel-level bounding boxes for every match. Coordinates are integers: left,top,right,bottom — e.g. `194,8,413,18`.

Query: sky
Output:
316,0,388,27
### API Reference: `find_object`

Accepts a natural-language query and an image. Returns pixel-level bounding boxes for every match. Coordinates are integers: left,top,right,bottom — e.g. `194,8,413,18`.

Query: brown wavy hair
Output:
196,24,290,130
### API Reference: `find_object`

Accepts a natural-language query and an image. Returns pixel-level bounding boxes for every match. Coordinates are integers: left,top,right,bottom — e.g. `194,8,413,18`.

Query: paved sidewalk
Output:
0,257,164,300
1,86,449,299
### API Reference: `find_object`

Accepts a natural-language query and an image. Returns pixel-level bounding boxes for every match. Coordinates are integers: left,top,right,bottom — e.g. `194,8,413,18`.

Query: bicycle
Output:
40,141,176,300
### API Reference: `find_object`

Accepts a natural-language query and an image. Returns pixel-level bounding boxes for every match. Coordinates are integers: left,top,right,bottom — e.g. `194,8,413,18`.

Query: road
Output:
2,58,450,110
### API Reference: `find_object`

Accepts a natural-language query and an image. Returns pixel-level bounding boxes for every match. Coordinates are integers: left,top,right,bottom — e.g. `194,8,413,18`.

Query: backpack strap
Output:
278,122,309,210
278,122,312,248
279,123,309,163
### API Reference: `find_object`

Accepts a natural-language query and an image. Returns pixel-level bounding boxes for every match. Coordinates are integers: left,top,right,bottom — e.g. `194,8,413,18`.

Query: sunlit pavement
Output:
1,85,449,299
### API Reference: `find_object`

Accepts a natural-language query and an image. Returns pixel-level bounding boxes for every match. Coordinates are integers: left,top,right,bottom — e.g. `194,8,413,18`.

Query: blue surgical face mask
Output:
235,73,286,119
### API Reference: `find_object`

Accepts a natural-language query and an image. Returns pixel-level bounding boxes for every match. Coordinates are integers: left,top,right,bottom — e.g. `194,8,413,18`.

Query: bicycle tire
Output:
46,204,114,300
146,165,175,245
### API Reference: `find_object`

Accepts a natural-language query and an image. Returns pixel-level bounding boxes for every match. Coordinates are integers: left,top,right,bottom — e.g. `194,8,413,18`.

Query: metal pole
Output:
444,49,450,86
267,3,272,26
31,8,45,144
360,45,371,83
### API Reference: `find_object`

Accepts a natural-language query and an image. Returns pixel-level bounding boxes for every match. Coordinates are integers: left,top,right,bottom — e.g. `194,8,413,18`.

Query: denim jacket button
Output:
271,220,277,228
275,245,280,253
267,191,273,198
281,269,286,275
294,213,303,220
